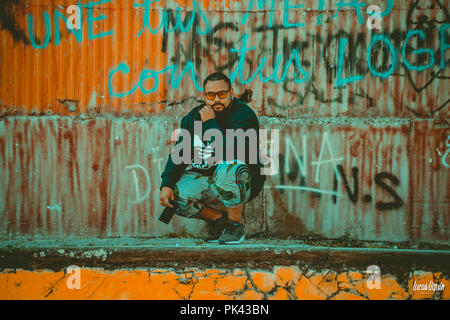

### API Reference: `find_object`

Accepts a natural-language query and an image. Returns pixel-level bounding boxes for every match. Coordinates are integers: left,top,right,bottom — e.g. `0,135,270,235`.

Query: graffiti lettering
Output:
230,33,310,86
26,0,114,49
17,0,449,106
108,61,202,97
374,172,403,210
442,136,450,168
333,0,367,25
333,166,359,203
134,0,210,36
403,30,435,72
310,132,344,183
331,166,403,211
242,0,275,28
273,135,404,211
283,0,305,28
126,164,152,204
440,24,450,69
271,134,345,199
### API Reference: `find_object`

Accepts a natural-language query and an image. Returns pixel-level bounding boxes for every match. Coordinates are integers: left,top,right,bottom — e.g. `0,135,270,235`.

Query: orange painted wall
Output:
0,0,244,115
1,267,448,300
1,0,448,118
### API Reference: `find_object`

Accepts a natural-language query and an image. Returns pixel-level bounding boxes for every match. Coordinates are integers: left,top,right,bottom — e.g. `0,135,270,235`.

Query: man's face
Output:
203,80,233,113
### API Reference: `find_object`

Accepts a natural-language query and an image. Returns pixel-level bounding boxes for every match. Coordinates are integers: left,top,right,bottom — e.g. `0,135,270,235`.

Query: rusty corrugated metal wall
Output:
0,0,449,242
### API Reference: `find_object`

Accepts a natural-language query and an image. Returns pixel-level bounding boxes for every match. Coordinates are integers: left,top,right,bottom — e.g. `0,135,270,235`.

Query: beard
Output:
212,103,225,113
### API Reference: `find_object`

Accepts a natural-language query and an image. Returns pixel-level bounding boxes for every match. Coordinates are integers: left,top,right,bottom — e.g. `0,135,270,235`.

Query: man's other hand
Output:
160,187,175,208
199,105,215,122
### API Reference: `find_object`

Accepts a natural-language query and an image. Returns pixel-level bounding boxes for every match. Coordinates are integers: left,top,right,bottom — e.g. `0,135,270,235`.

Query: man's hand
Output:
160,187,175,208
199,105,215,122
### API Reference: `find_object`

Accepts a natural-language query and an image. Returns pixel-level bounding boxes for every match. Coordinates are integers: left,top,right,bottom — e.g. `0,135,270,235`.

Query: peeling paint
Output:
80,249,108,261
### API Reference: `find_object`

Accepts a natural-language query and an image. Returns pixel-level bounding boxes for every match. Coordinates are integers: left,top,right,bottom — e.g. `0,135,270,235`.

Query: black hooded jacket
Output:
160,97,266,202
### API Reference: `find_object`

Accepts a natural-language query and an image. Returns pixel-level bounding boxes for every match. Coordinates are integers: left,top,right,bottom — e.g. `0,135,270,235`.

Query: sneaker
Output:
204,212,228,243
218,221,245,244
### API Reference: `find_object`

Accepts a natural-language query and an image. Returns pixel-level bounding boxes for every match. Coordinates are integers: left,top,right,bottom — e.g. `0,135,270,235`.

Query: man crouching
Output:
159,72,266,244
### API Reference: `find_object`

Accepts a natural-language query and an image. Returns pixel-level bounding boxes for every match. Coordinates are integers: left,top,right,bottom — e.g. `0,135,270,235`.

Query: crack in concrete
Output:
41,274,67,298
2,268,448,300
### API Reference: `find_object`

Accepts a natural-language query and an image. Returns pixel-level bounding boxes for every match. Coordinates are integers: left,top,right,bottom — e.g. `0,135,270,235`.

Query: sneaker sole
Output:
218,234,245,244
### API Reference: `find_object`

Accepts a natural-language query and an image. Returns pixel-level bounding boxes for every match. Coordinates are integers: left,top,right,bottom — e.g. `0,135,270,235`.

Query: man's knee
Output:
173,196,204,219
212,160,252,207
171,174,208,219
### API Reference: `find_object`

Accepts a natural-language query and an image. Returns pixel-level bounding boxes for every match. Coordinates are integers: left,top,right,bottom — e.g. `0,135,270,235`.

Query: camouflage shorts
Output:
172,160,252,219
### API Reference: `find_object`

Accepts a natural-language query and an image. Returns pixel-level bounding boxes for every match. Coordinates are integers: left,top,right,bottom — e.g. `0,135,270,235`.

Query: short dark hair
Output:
203,72,231,90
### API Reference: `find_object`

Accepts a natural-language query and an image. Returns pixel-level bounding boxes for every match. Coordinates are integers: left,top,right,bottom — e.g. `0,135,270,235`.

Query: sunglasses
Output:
205,90,229,100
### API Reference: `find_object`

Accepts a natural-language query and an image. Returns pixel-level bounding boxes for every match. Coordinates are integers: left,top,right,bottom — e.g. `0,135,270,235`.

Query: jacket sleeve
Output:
160,116,189,191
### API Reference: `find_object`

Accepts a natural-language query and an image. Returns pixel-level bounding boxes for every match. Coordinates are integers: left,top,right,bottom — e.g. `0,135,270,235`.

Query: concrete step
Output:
1,238,449,277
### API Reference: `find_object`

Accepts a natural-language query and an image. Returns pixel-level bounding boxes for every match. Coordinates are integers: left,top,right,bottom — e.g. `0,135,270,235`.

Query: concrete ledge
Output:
1,239,449,279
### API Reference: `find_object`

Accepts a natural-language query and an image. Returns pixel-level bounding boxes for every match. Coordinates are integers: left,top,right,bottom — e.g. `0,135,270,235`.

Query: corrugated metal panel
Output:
0,117,448,242
263,120,413,241
0,0,448,243
0,0,448,118
0,116,207,238
409,121,450,242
